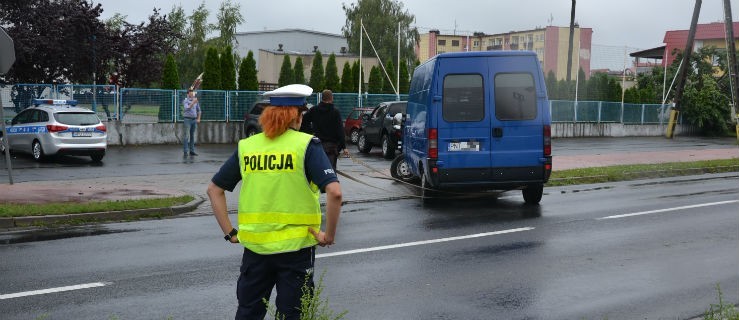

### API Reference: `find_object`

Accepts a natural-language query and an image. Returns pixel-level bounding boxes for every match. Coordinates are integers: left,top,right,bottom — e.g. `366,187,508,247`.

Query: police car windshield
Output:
54,113,101,125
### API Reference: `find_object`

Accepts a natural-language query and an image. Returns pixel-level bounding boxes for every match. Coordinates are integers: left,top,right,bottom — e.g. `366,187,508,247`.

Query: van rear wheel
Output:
522,184,544,204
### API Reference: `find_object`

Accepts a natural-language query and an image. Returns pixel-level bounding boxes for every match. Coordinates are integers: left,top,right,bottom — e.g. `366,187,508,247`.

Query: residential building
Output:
416,26,593,80
662,21,739,67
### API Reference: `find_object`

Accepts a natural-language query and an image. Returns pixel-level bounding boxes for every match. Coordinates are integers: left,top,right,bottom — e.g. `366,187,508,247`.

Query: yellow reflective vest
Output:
237,129,321,254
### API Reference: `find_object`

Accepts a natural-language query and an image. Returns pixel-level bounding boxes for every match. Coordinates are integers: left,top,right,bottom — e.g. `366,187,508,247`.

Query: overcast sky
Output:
93,0,733,50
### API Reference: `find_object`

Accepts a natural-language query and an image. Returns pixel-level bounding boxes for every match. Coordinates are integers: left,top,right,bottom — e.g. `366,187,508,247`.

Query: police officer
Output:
207,84,342,320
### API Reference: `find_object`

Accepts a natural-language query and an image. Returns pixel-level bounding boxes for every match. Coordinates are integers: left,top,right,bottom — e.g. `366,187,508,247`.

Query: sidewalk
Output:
1,140,737,229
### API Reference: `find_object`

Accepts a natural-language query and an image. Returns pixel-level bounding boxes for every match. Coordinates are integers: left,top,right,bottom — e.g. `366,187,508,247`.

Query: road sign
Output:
0,27,16,75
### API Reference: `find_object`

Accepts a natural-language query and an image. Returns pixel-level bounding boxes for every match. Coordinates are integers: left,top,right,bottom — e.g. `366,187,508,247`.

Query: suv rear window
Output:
55,112,101,125
494,73,537,120
442,74,484,122
388,103,406,116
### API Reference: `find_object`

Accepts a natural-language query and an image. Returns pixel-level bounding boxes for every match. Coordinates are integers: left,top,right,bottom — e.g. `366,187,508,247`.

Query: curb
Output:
3,195,205,228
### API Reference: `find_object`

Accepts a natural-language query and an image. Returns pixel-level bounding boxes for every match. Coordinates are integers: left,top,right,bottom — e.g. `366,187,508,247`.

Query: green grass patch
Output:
547,159,739,187
0,195,194,217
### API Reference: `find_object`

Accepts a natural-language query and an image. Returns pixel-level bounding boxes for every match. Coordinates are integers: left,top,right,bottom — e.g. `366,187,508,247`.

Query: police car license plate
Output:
448,141,479,151
72,132,93,137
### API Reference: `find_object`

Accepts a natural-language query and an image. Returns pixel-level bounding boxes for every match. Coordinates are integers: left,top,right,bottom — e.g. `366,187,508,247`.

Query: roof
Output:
630,46,666,59
663,22,739,43
234,28,344,39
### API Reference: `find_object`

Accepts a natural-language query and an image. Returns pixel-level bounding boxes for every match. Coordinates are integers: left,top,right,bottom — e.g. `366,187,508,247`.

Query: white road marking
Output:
317,227,534,258
597,200,739,220
0,282,111,300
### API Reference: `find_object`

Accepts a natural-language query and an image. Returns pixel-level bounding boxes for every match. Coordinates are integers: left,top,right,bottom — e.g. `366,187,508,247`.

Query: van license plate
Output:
73,132,93,137
449,141,479,151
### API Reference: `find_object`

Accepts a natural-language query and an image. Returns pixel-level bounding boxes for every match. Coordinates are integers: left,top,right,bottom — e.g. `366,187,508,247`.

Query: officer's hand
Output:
309,228,334,247
229,237,240,244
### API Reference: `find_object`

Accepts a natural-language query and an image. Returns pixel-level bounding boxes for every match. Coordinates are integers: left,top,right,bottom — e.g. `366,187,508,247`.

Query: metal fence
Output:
550,100,680,124
2,84,677,125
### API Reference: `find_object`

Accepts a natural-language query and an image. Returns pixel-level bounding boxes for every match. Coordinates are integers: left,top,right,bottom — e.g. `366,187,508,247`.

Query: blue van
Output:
401,51,552,204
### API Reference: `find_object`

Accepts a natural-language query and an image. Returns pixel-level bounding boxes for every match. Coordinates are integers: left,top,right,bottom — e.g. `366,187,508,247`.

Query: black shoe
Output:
189,152,198,156
183,152,188,157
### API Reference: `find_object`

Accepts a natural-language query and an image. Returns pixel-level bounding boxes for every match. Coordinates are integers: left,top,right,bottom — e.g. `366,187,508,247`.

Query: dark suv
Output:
243,100,269,137
357,101,407,159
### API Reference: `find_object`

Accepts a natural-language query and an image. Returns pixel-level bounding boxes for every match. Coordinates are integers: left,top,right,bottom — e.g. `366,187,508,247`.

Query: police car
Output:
0,99,107,162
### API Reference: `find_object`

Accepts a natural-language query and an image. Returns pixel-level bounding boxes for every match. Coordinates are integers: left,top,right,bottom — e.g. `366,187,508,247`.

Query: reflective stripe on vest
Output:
237,130,320,254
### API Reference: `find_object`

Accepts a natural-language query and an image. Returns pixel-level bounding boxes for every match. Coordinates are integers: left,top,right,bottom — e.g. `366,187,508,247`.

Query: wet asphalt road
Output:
0,137,738,319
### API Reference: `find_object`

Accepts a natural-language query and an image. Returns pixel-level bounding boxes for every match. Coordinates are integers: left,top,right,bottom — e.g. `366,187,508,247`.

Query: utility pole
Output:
667,0,702,139
722,0,739,140
566,0,576,82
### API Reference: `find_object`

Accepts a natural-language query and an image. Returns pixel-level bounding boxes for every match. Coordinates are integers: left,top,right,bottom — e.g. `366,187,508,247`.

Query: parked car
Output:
242,100,313,138
357,101,407,159
0,99,107,162
343,107,373,144
243,100,269,137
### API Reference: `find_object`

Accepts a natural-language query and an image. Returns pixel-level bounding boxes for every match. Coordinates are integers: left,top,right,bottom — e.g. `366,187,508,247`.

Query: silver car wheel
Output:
32,141,43,161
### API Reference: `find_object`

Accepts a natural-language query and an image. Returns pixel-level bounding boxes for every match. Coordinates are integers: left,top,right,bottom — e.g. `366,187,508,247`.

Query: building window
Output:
473,40,480,47
438,39,446,46
452,40,460,47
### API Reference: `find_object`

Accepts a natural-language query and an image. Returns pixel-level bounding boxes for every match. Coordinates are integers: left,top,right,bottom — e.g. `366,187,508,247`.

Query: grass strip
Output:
548,158,739,186
0,195,194,217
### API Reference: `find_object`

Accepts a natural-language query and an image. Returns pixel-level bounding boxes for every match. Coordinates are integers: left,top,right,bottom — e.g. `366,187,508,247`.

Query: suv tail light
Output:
428,128,438,159
46,124,69,133
96,124,107,132
543,125,551,156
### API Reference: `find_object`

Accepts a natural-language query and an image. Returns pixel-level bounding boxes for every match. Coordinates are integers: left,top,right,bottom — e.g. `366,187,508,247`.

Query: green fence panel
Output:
622,103,643,124
121,89,176,123
600,101,622,122
575,101,601,122
228,91,263,121
551,100,575,122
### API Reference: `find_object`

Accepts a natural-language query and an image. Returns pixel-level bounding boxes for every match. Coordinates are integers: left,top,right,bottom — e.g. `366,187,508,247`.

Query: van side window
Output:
442,74,484,122
494,73,537,120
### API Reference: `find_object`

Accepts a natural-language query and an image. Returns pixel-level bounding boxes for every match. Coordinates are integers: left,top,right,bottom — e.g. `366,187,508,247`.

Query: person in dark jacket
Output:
301,89,347,169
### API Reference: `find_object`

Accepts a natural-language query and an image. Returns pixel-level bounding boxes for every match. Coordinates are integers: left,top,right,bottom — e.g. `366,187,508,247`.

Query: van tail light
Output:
46,124,69,133
96,124,107,132
428,128,438,159
543,125,551,156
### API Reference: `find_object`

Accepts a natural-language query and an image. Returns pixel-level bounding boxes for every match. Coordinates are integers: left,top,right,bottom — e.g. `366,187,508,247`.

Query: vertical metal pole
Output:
397,22,400,101
722,0,739,139
621,46,627,123
358,19,363,108
566,0,576,81
92,35,97,112
0,95,13,184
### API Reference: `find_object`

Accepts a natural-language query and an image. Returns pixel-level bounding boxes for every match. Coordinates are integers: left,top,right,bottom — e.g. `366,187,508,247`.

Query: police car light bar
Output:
33,99,78,106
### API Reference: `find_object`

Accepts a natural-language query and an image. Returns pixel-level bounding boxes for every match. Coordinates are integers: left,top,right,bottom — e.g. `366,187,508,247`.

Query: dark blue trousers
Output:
235,246,315,320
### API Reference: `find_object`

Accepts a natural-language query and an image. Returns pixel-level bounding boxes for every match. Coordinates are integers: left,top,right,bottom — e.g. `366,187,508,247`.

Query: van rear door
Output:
489,56,545,178
435,56,493,182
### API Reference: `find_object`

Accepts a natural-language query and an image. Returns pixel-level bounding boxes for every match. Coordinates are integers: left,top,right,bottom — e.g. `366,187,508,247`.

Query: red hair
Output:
259,106,300,138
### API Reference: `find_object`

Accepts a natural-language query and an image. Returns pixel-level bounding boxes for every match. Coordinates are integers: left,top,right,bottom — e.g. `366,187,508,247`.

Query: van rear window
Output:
494,73,537,120
442,74,484,122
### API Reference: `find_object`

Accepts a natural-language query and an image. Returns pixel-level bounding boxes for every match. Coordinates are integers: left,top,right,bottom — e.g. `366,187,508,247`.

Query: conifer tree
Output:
161,54,180,90
202,47,222,90
294,56,306,85
324,53,340,91
368,65,383,93
278,55,294,87
308,50,324,90
340,61,354,93
220,46,236,91
238,51,258,91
